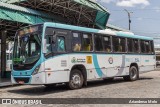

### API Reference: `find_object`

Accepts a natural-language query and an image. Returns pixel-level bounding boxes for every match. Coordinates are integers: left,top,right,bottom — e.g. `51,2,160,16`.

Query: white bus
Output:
11,22,156,89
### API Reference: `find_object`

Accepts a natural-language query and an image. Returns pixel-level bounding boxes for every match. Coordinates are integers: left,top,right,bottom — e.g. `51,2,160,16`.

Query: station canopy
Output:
0,1,67,38
2,0,110,29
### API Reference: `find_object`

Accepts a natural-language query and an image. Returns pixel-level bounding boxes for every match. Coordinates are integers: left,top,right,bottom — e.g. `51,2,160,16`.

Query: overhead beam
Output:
0,2,67,24
3,0,110,29
0,0,26,3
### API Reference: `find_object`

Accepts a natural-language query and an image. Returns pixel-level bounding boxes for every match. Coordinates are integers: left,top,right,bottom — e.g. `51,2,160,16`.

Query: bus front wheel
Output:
68,69,84,90
123,66,138,81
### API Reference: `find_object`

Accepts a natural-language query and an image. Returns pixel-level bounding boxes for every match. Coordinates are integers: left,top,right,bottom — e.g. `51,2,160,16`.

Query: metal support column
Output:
1,30,7,78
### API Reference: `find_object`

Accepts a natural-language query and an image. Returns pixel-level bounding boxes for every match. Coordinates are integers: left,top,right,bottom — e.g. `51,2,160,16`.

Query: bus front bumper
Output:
11,72,46,84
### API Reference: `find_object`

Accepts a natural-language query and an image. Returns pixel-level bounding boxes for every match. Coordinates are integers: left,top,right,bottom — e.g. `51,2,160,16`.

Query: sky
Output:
96,0,160,45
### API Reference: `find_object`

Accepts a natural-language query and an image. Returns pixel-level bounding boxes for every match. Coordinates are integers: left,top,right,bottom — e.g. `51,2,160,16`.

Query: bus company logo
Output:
71,57,76,63
71,57,86,63
108,57,113,64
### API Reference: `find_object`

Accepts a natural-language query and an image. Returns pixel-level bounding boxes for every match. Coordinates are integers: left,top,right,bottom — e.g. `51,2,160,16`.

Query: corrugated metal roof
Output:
0,0,25,3
74,0,109,12
3,0,109,12
0,2,67,23
2,0,110,29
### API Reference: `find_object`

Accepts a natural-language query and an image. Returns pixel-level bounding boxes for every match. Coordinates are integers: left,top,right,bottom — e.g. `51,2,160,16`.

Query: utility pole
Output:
124,9,133,30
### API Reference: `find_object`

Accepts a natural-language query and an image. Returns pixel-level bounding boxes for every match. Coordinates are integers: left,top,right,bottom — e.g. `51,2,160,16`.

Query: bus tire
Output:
123,66,138,81
68,69,84,90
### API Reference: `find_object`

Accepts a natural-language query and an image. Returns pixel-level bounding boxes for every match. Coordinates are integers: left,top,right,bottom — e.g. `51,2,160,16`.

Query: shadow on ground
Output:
7,77,153,96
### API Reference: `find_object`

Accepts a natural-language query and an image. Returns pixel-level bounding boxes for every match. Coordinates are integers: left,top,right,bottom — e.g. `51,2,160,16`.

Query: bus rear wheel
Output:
123,66,138,81
68,69,84,90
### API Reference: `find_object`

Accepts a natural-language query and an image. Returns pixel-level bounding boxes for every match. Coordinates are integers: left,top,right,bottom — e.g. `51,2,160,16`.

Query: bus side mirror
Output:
43,39,47,54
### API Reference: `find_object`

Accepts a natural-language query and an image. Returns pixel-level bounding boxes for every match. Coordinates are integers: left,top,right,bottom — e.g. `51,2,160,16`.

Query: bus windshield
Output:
13,25,43,70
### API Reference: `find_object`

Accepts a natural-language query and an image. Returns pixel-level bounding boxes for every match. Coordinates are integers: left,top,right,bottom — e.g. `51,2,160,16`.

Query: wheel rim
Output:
71,73,81,88
130,68,137,79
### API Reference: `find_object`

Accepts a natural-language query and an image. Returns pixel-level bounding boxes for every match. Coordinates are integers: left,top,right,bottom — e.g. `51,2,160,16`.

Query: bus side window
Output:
127,38,133,53
103,36,111,53
113,37,126,53
94,35,103,51
145,41,150,54
57,36,66,52
140,40,146,53
72,33,82,52
133,39,139,53
82,33,93,51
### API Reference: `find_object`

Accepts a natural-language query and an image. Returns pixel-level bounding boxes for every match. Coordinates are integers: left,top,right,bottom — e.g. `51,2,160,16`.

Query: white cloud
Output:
153,7,160,13
137,17,143,21
100,0,114,3
96,0,116,3
116,0,150,7
97,0,150,7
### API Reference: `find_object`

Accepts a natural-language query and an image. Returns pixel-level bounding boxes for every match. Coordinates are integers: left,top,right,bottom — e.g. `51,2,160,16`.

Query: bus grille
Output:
14,78,30,83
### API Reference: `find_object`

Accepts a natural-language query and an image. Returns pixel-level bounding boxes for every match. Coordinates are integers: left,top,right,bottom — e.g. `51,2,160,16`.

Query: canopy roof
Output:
0,2,68,36
2,0,110,29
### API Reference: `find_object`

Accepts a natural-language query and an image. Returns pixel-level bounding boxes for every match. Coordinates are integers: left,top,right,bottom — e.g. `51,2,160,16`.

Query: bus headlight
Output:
32,65,41,75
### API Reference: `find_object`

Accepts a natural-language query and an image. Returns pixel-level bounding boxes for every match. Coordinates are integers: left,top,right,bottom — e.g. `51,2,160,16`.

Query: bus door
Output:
44,28,70,83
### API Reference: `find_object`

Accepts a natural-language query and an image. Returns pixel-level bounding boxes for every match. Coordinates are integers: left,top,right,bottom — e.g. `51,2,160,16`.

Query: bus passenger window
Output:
127,38,133,53
141,40,146,53
145,41,150,53
82,34,93,51
133,39,139,53
103,36,111,52
72,33,81,52
57,36,65,52
95,35,103,51
113,37,126,53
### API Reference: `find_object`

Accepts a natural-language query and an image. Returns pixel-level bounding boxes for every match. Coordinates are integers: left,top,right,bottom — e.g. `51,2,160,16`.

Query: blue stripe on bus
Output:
92,54,104,77
12,53,154,77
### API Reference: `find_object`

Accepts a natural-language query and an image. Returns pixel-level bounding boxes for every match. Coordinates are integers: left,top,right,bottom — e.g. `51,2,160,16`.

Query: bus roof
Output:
44,22,153,40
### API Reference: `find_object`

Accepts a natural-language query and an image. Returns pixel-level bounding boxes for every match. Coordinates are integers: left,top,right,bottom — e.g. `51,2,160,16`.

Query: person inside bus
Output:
84,39,92,51
73,33,81,51
106,46,111,52
83,34,92,51
118,45,122,52
57,37,65,52
73,44,81,51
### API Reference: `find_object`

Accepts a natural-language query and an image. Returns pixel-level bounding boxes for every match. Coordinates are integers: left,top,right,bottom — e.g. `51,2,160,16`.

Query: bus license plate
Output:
18,81,24,84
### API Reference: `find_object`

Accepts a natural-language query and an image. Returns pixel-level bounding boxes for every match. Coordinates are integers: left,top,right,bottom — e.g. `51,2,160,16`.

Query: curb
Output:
0,82,13,88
